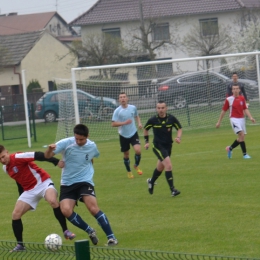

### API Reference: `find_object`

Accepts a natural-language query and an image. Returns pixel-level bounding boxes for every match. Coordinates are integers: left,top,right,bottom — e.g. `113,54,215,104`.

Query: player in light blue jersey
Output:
44,124,118,246
112,92,143,178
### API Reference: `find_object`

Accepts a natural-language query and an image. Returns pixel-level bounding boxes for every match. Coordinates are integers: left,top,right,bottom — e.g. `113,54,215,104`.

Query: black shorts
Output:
152,143,172,161
119,132,140,152
59,182,96,202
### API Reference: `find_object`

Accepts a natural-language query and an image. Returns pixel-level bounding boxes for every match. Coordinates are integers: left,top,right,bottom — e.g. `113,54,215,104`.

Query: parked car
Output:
35,89,118,122
157,71,259,108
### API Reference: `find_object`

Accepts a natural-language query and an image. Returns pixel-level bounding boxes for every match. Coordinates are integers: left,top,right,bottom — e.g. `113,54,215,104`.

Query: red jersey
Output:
3,152,51,191
222,95,247,118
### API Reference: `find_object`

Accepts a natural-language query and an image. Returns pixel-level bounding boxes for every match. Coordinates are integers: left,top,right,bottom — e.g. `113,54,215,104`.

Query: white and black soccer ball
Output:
44,234,62,251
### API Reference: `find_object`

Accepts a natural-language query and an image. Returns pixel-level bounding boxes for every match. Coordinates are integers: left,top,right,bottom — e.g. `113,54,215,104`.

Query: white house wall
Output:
21,32,77,92
0,66,21,86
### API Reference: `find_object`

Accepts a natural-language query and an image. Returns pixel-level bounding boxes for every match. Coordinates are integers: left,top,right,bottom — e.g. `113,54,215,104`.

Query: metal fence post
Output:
75,240,91,260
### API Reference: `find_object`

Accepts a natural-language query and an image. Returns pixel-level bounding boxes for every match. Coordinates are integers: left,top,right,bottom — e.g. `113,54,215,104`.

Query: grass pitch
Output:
0,122,260,258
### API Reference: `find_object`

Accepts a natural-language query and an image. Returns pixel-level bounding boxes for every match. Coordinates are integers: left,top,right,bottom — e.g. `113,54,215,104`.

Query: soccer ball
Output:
44,234,62,251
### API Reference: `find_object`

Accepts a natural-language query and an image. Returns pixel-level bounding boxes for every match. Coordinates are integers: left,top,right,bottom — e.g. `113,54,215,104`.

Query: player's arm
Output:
143,129,150,149
226,84,232,97
143,119,152,149
44,144,56,159
135,115,142,129
111,120,132,127
34,151,60,166
216,110,226,128
244,109,256,123
241,85,249,102
16,181,24,196
174,128,182,144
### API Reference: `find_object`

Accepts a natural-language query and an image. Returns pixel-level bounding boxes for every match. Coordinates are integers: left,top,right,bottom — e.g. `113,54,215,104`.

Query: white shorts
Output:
18,179,57,210
230,117,246,135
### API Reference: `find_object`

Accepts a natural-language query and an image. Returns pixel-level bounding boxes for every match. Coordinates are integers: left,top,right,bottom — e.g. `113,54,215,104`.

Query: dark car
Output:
35,89,118,122
157,71,259,108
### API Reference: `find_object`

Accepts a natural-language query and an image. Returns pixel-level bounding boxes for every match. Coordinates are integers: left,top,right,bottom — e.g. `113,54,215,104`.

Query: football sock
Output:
230,140,240,150
151,168,162,183
239,141,247,155
95,211,115,239
165,171,174,190
134,154,141,167
53,206,67,232
123,158,131,172
67,212,92,234
12,219,24,247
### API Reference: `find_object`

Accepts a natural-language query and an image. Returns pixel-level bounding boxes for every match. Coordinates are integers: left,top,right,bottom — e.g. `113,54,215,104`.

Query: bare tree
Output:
233,9,260,52
182,23,233,105
182,23,233,63
70,33,131,78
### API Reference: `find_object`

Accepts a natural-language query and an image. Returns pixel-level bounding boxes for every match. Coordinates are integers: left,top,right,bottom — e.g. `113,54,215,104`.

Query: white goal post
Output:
54,51,260,142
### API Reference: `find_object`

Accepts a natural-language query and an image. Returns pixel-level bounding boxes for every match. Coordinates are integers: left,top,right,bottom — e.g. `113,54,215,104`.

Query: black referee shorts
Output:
152,143,172,161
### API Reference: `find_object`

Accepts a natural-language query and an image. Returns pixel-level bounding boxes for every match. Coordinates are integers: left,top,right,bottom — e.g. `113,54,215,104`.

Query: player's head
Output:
118,92,128,107
232,84,240,96
73,124,89,146
0,145,10,165
156,101,167,117
232,72,238,82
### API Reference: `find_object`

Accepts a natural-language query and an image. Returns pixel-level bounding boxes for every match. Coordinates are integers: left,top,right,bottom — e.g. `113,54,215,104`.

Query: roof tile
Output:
0,31,44,66
71,0,260,25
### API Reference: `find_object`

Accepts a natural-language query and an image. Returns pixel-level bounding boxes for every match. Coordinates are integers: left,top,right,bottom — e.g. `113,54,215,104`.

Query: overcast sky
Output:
0,0,98,23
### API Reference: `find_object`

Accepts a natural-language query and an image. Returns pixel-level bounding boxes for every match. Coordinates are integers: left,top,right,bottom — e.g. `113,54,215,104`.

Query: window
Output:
102,28,121,38
199,18,218,36
152,23,170,41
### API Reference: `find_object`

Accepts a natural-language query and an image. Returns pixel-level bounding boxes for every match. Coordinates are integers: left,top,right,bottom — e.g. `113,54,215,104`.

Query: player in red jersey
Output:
0,145,75,252
216,84,256,159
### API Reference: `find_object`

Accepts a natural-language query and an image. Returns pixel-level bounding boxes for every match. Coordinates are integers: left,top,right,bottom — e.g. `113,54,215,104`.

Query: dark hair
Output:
232,84,240,88
157,100,167,106
119,91,127,96
0,145,6,153
232,72,238,76
73,124,89,137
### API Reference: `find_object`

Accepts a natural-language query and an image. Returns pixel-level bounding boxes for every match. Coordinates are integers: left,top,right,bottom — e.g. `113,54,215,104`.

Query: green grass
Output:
1,121,260,258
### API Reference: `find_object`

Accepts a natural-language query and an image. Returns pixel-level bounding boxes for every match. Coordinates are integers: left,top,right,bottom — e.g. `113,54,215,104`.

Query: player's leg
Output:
120,135,133,178
11,197,33,252
59,184,97,244
162,156,181,197
44,185,75,240
82,194,118,246
131,132,142,175
229,118,250,158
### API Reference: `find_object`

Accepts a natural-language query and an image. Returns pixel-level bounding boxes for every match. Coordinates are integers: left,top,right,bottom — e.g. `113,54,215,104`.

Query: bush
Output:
27,79,43,93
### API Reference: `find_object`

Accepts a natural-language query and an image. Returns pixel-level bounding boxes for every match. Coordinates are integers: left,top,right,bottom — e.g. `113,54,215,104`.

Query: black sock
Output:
123,158,131,172
95,211,115,239
134,154,141,167
12,219,24,247
239,141,247,155
165,171,174,191
53,206,67,232
67,212,92,234
230,140,240,151
151,168,162,184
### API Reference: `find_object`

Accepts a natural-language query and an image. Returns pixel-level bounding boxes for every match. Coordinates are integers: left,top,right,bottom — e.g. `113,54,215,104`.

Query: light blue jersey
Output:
112,104,138,138
53,137,100,186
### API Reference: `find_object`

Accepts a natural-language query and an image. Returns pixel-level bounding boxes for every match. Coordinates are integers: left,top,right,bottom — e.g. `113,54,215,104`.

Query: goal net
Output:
54,52,260,142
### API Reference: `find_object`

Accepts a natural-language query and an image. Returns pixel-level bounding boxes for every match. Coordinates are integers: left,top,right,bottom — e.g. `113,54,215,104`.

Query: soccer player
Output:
111,92,143,179
216,84,256,159
144,101,182,197
0,146,75,252
44,124,118,246
226,72,248,103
